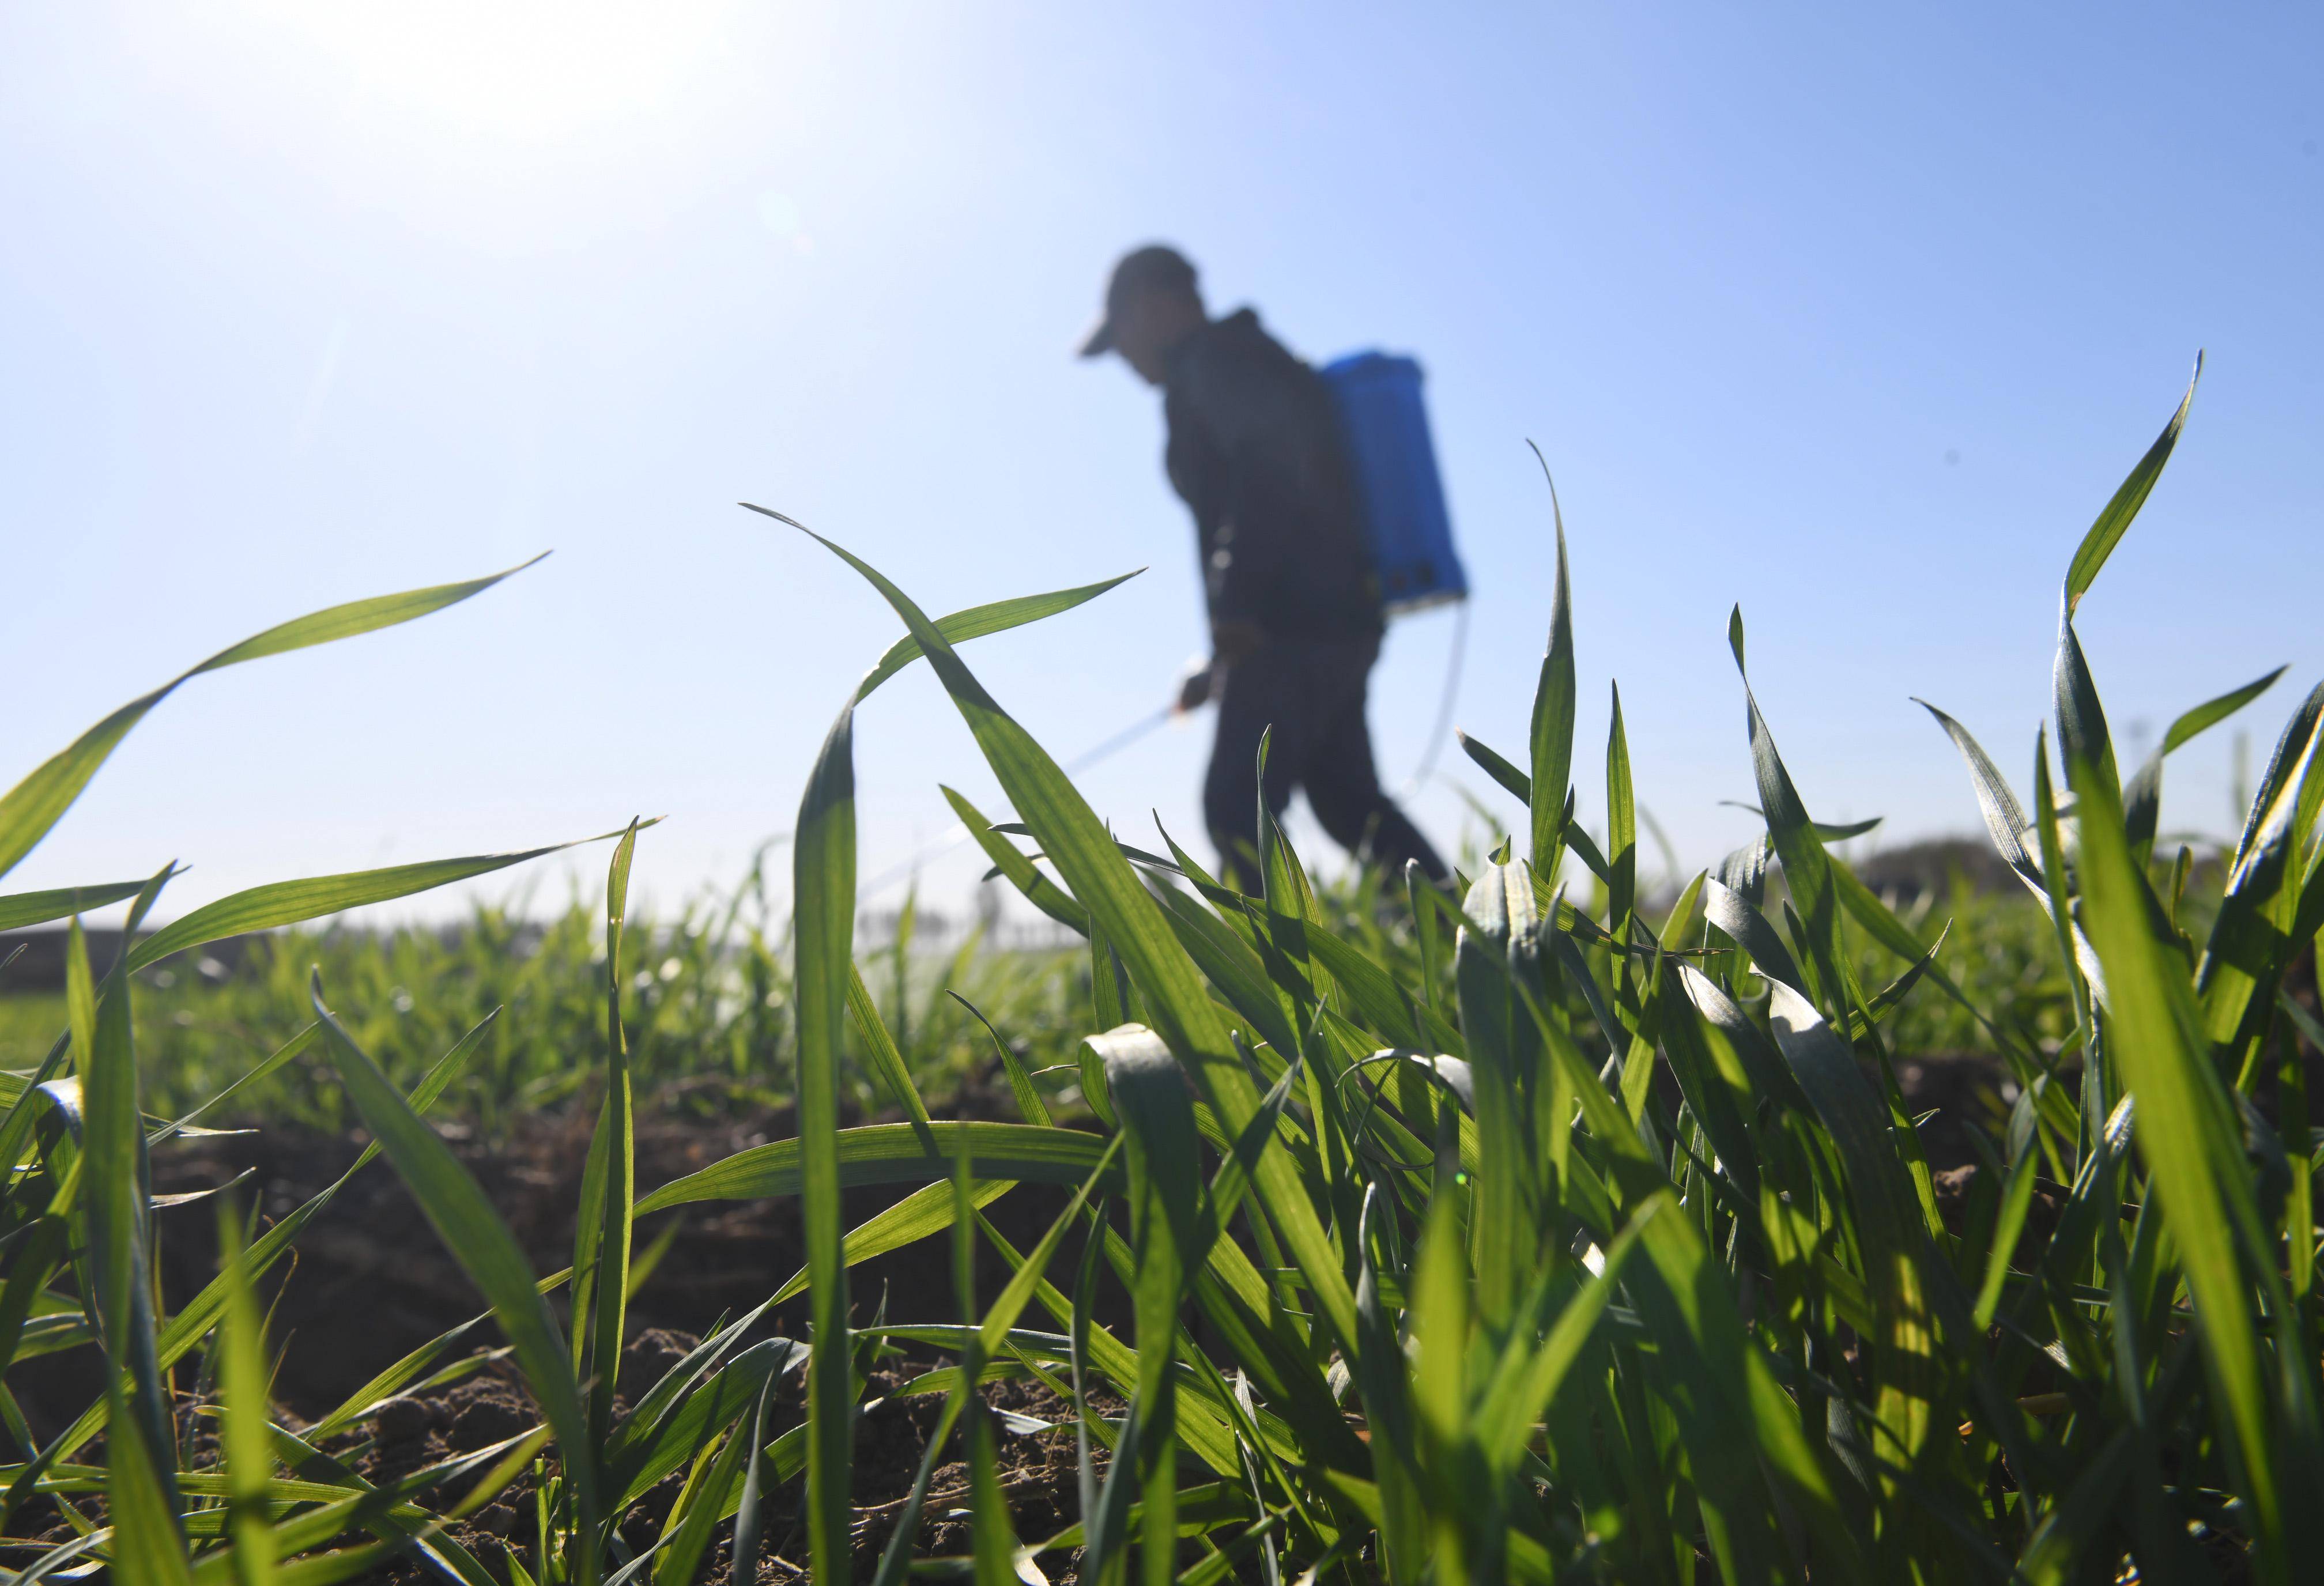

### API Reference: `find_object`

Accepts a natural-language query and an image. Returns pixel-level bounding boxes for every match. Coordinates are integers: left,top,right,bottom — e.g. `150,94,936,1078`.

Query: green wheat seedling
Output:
7,357,2323,1584
711,357,2323,1584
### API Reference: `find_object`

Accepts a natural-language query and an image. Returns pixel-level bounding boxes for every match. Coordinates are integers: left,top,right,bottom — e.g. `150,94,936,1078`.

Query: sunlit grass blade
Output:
2122,664,2287,862
1764,981,1950,1566
791,691,858,1586
307,970,599,1585
1102,1024,1202,1586
2053,608,2119,799
1727,609,1855,1010
1142,866,1303,1058
1455,729,1530,807
125,826,644,973
790,526,1361,1360
848,962,938,1147
1518,942,1870,1581
0,554,544,882
1454,863,1545,1329
650,1421,752,1586
604,1339,798,1512
728,1370,780,1586
147,1024,322,1148
1605,680,1636,937
2062,353,2199,615
943,784,1091,932
0,880,148,932
216,1195,276,1586
73,913,188,1564
1473,1197,1656,1478
2197,701,2324,1056
1405,1168,1470,1584
2066,737,2296,1577
633,1120,1116,1213
575,821,641,1456
1524,455,1575,883
2228,678,2324,869
1971,1138,2041,1331
1701,875,1807,994
1912,700,2045,893
769,1177,1017,1305
1718,800,1883,843
954,990,1052,1125
302,1309,501,1444
847,564,1142,700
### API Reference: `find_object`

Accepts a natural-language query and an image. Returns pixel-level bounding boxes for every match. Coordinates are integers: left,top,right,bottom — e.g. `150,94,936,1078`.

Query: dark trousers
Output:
1203,636,1448,891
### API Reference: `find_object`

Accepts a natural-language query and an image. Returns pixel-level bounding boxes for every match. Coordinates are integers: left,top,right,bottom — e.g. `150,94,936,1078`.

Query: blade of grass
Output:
787,525,1361,1359
2053,608,2119,803
942,786,1091,933
126,827,645,973
1525,456,1575,885
1606,681,1637,939
868,1136,1123,1586
2068,737,2301,1580
2228,678,2324,871
842,567,1144,700
0,556,544,882
728,1370,780,1586
2062,353,2200,615
1103,1021,1203,1586
954,991,1052,1126
0,881,148,933
1764,981,1950,1566
1518,947,1869,1581
307,970,599,1586
2123,666,2288,864
1456,730,1531,807
848,964,938,1151
769,1177,1017,1305
1701,877,1806,994
216,1196,276,1586
792,692,858,1586
575,821,642,1457
605,1340,798,1511
635,1120,1116,1213
74,909,194,1585
1473,1197,1657,1478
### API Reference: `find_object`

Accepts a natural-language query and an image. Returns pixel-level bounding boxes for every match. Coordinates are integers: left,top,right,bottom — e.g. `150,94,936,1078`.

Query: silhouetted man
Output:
1081,244,1447,889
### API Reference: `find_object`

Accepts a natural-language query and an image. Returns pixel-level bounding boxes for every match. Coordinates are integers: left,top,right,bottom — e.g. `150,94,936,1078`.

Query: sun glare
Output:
240,1,746,150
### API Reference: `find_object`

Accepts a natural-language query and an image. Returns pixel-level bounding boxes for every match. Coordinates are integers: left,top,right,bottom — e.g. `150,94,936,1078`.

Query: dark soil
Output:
54,1088,1103,1428
339,1343,1115,1585
12,1083,1126,1583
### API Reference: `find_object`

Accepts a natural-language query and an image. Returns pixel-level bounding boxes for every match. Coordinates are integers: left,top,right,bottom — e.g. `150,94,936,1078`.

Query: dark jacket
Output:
1163,309,1382,641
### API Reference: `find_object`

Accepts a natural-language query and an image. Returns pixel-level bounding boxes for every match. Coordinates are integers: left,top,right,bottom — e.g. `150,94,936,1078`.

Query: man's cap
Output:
1077,243,1198,358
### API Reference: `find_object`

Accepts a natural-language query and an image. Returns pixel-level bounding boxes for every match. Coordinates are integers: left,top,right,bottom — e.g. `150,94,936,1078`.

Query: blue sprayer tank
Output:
1319,350,1467,617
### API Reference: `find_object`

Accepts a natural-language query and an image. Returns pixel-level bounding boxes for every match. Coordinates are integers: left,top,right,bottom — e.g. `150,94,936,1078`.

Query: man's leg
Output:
1204,647,1300,891
1296,641,1451,884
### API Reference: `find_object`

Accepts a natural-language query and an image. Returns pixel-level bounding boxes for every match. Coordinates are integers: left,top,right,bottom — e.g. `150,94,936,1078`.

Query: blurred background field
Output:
0,834,2099,1131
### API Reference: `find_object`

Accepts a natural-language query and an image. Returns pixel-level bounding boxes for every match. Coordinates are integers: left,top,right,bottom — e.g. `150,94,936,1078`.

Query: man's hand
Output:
1176,663,1216,714
1174,620,1264,714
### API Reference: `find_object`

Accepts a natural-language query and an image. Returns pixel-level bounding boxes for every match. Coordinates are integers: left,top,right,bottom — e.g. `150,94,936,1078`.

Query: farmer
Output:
1080,244,1447,890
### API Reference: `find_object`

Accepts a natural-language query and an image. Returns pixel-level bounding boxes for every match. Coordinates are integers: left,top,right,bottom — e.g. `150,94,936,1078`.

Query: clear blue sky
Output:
5,4,2319,926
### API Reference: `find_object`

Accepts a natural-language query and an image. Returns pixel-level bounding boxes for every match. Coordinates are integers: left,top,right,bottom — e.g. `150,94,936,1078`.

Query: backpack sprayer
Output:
861,349,1468,900
1321,350,1471,796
